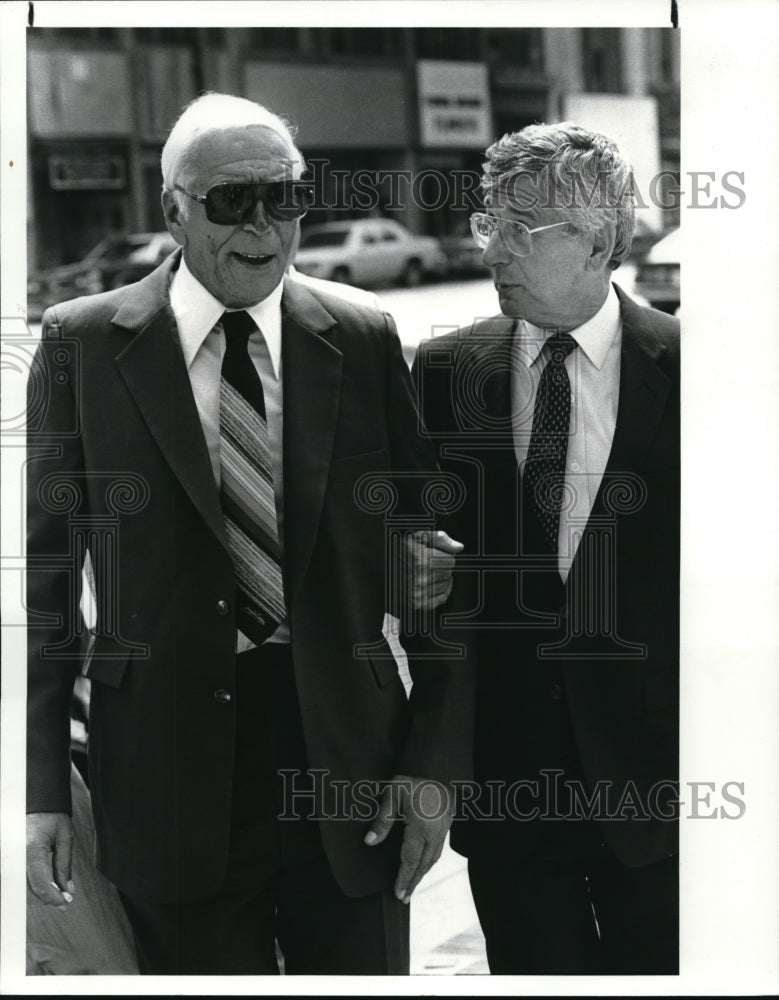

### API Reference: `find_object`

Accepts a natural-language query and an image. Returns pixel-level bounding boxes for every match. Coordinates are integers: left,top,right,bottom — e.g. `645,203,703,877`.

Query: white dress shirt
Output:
169,256,289,645
511,284,622,581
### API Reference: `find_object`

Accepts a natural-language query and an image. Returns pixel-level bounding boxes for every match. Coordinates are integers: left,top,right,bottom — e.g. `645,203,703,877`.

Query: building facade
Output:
27,26,680,270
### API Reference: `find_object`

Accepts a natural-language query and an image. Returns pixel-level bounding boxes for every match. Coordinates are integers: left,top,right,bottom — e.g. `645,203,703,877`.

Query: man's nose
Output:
481,229,511,268
241,197,271,233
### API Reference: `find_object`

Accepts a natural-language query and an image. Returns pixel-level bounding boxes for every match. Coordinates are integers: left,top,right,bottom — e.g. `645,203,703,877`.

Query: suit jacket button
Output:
214,688,232,703
551,683,563,701
216,600,230,616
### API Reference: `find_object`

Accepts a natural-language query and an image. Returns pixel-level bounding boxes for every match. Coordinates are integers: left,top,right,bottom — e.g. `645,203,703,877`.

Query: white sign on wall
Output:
417,60,492,148
562,93,664,232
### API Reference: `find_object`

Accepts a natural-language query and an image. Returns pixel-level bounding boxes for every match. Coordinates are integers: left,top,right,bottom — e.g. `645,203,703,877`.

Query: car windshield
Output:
299,229,350,249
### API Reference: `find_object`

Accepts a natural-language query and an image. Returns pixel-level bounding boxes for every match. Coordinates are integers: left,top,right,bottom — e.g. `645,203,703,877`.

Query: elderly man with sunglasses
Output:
25,93,473,975
412,122,680,974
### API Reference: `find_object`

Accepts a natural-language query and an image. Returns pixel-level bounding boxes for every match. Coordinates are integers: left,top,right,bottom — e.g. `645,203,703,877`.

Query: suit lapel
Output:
456,319,520,557
113,253,230,552
597,286,673,489
280,279,342,605
568,285,673,579
452,315,516,432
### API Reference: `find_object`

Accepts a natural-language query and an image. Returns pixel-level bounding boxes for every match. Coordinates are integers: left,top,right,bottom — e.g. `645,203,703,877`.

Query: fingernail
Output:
364,831,378,845
62,891,73,903
403,895,411,905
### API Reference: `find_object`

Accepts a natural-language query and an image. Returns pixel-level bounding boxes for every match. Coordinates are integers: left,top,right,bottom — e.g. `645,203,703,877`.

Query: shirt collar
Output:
518,283,621,371
170,255,284,378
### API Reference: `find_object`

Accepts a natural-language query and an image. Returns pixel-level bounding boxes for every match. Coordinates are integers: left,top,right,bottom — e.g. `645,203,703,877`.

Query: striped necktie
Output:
522,332,577,555
219,310,285,644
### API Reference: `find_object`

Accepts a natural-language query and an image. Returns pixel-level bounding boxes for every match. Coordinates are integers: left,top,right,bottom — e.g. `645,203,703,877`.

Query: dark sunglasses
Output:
173,180,314,225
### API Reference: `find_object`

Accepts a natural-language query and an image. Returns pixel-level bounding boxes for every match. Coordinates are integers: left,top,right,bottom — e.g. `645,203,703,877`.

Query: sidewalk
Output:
410,839,488,975
383,617,488,974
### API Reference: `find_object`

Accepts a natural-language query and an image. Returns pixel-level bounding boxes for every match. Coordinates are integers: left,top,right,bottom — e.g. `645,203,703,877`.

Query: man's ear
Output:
587,221,616,271
161,189,185,247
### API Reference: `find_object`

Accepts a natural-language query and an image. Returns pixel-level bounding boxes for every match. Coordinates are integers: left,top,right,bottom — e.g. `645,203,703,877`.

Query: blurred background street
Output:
25,25,679,324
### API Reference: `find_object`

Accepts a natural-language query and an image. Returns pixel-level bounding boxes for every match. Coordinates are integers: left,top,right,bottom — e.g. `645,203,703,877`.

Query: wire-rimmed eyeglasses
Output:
470,212,571,257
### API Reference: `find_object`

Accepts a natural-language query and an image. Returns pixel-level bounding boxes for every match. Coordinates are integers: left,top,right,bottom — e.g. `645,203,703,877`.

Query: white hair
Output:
161,93,304,201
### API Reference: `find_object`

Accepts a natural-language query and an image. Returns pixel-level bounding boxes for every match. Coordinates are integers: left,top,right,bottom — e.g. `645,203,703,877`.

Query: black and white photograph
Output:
1,0,777,994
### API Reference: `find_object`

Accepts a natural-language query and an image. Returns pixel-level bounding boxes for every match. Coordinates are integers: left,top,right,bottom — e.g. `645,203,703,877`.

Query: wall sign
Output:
48,155,127,191
417,61,492,148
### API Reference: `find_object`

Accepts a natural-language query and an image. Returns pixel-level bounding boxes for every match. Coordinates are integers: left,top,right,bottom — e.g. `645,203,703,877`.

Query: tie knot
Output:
221,310,256,345
545,332,576,366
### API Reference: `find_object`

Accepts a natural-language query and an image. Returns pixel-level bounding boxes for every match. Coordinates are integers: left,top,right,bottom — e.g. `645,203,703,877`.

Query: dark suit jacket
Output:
412,285,679,868
26,252,474,904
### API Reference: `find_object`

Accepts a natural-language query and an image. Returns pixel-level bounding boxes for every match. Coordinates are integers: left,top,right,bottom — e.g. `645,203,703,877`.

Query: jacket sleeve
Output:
382,318,475,786
26,308,84,814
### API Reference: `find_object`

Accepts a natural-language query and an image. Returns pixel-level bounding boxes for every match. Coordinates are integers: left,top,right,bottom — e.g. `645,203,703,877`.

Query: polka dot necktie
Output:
521,332,577,555
219,310,286,644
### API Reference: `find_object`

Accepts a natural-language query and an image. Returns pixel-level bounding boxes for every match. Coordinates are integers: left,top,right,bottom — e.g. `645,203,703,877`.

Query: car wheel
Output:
331,266,351,284
403,259,423,287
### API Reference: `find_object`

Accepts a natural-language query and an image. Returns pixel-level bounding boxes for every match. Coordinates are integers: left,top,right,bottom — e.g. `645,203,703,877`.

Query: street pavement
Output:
378,275,498,365
409,839,489,975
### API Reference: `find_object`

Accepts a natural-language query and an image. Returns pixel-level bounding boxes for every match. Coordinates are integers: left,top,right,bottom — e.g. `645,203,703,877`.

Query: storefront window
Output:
582,28,623,93
485,29,543,72
246,28,303,54
134,28,198,45
327,29,402,59
415,28,476,61
52,28,120,42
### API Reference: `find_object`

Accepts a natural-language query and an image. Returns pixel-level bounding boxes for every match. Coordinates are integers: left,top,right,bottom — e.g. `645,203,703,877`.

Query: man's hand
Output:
26,812,75,909
405,530,464,611
363,775,452,903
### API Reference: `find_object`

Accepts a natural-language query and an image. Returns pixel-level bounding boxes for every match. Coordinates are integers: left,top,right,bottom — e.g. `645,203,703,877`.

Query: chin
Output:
232,277,283,308
498,292,524,318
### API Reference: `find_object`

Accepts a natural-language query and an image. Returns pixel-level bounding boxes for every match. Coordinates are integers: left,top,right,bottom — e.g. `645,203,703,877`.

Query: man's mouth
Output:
232,251,274,266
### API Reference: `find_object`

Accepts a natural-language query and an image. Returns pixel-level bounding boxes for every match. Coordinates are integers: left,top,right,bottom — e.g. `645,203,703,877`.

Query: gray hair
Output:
161,93,304,212
482,121,635,269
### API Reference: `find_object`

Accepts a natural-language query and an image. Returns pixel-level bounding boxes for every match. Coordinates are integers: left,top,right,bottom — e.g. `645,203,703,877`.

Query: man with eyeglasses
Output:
412,121,680,974
25,93,473,975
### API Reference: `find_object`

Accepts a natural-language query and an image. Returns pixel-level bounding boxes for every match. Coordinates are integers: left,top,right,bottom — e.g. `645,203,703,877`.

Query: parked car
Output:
439,231,490,278
633,227,680,314
28,231,178,320
294,219,447,288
